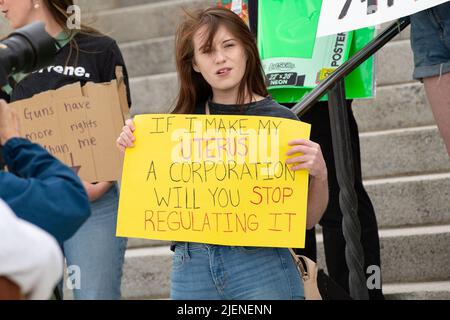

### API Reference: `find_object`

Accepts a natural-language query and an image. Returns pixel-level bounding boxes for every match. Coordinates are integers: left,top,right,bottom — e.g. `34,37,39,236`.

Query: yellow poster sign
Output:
116,114,311,248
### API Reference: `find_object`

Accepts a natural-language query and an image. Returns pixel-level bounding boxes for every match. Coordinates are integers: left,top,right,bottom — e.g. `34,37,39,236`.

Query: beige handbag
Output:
289,249,322,300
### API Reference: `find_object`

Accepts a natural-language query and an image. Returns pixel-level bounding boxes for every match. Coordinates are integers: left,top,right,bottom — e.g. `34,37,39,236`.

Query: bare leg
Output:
423,72,450,157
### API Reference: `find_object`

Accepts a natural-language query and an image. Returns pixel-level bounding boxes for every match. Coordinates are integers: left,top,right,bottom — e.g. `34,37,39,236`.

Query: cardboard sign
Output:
10,80,126,183
117,114,311,248
317,0,450,37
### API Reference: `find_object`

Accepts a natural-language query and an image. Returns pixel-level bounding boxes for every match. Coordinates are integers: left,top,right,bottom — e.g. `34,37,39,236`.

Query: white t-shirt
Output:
0,199,63,300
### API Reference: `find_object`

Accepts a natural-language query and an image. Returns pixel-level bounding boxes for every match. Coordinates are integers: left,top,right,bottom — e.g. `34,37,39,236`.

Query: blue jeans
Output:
63,184,127,300
410,2,450,80
170,242,304,300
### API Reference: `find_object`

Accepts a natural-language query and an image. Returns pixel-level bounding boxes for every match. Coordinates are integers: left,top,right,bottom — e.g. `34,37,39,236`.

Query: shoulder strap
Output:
289,249,307,278
115,66,130,121
289,248,318,281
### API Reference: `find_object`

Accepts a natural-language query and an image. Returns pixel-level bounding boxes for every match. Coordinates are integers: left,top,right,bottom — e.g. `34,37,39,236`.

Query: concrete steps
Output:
128,238,170,249
353,83,433,133
360,127,450,179
365,173,450,229
129,72,178,114
376,40,415,86
120,36,175,78
384,280,450,300
92,0,210,43
76,0,176,12
316,225,450,283
0,0,195,38
122,246,172,299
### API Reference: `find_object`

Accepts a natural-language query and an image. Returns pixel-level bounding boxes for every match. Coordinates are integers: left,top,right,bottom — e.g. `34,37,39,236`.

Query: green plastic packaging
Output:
257,0,375,103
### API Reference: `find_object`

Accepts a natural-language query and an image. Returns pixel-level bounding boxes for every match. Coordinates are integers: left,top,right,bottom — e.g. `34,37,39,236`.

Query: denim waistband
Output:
176,242,218,251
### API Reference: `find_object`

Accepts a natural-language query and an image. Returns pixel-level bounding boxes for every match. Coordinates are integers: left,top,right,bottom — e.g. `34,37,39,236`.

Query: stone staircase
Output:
1,0,448,300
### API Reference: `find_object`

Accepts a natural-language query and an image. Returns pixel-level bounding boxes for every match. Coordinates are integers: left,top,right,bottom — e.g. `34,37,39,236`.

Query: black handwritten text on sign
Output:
339,0,400,19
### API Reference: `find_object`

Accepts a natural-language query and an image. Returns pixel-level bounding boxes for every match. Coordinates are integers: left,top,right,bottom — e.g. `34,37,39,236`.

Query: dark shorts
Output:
410,2,450,80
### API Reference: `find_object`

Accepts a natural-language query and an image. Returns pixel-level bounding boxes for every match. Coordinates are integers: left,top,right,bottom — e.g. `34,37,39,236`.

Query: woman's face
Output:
0,0,35,29
192,24,247,100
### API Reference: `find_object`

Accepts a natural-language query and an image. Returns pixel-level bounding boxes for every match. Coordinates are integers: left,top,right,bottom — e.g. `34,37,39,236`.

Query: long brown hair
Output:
173,6,268,114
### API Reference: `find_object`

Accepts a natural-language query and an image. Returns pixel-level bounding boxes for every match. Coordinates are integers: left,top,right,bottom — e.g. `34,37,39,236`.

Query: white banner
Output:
317,0,450,37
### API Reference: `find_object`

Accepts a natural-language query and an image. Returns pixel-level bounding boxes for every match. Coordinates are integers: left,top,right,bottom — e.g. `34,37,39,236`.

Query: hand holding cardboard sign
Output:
0,100,20,146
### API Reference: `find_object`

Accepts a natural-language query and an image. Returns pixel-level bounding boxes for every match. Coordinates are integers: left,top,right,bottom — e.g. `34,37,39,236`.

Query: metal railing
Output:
291,17,411,300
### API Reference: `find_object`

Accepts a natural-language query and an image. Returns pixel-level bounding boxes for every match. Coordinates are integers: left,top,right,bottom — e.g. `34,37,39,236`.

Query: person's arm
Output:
0,100,91,243
306,171,329,229
0,277,21,300
82,181,113,202
1,138,91,242
286,139,329,229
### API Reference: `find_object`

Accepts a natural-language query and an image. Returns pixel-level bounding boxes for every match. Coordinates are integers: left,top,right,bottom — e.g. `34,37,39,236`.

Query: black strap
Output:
52,286,62,300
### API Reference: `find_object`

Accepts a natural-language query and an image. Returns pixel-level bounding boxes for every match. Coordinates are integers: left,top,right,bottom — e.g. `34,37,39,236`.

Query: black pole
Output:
328,79,369,300
248,0,258,36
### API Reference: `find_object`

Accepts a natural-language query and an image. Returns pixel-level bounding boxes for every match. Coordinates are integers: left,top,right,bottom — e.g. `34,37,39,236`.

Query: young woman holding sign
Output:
0,0,130,299
117,7,328,300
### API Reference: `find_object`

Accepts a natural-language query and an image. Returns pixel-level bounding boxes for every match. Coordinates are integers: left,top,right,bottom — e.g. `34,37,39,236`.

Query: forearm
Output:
306,176,329,229
3,138,76,181
0,277,21,300
1,138,91,243
83,181,113,202
92,182,113,198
